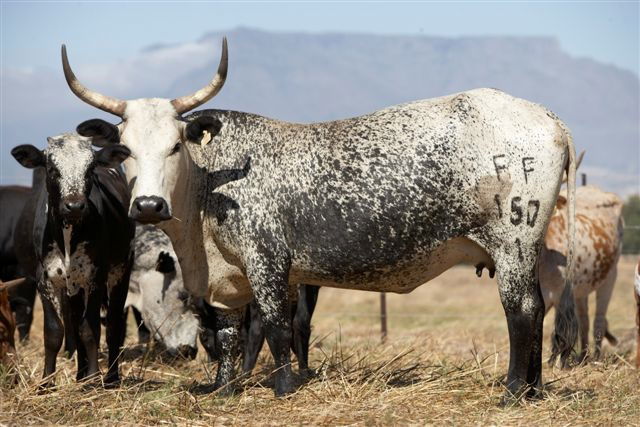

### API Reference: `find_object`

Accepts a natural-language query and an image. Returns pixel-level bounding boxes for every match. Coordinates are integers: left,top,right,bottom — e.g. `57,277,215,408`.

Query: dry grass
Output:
2,257,639,425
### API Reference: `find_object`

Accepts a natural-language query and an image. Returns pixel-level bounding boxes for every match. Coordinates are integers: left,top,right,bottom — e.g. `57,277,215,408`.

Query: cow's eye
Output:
170,143,181,155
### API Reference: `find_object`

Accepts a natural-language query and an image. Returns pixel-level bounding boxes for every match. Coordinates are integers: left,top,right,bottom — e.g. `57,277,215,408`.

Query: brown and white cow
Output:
540,185,623,360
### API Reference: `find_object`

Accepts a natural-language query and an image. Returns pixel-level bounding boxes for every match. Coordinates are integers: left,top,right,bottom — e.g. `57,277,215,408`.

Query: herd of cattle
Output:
0,38,639,404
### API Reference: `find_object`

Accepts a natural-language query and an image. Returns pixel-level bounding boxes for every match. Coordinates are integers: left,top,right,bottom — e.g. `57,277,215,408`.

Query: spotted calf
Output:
11,135,134,384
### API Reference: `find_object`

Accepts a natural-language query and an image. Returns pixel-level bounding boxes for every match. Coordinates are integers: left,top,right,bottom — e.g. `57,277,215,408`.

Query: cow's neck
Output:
159,153,210,299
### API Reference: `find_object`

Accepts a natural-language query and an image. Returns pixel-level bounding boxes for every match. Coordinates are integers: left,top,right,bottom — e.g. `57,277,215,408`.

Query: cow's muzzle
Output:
164,344,198,361
131,196,171,224
60,197,87,223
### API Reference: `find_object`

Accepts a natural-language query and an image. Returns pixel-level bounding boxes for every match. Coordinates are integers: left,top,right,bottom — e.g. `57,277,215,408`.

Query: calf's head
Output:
62,39,228,224
11,134,130,224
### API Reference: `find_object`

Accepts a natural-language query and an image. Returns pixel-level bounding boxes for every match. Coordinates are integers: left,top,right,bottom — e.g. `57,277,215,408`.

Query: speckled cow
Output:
10,136,134,385
540,186,623,360
62,39,577,402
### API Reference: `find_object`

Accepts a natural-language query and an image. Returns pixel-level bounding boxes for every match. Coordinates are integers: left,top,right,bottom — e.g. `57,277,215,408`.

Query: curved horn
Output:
61,45,126,117
171,37,228,114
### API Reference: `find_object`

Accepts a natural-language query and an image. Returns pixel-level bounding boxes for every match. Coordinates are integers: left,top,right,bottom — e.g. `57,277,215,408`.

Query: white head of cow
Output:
61,39,228,223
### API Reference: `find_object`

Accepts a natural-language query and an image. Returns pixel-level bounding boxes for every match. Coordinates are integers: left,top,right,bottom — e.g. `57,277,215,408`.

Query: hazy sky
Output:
2,1,638,75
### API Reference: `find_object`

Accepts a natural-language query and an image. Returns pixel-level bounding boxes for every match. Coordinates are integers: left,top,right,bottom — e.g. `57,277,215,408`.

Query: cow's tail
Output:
549,122,578,368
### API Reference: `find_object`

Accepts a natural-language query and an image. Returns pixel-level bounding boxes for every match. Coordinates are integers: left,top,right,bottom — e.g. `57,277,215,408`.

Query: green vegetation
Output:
622,194,640,254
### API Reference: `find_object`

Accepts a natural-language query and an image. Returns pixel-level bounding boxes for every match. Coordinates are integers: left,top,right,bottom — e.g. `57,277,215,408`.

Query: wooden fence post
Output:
380,292,387,343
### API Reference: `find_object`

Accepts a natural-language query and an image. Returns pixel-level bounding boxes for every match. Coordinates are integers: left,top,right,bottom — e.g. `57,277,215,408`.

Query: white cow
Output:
540,186,623,360
61,39,577,402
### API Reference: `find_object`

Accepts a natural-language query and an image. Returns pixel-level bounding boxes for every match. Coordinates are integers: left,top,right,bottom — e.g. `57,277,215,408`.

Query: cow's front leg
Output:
105,264,131,385
212,307,242,394
246,250,295,397
78,287,103,380
68,292,89,380
496,257,544,404
40,290,64,385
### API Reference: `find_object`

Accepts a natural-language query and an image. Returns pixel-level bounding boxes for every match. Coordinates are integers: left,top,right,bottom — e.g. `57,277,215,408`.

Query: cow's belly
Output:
289,237,492,293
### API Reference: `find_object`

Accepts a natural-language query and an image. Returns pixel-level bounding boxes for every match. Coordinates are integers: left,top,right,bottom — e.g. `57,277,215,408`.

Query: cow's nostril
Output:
155,201,163,212
136,200,143,212
65,201,85,212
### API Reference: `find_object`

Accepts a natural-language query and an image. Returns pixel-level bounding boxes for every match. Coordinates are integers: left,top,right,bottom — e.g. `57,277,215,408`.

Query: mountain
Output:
2,27,638,194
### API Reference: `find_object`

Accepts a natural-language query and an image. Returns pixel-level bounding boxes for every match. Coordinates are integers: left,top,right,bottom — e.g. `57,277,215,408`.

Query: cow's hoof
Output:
214,382,236,397
299,367,317,379
104,373,121,388
274,376,296,398
37,380,55,394
498,392,522,408
526,386,544,400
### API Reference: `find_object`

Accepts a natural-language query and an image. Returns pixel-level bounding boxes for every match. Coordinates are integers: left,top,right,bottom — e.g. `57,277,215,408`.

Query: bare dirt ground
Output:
2,257,639,425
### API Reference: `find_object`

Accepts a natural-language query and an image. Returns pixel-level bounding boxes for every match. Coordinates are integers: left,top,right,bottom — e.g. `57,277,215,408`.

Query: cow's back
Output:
179,88,570,305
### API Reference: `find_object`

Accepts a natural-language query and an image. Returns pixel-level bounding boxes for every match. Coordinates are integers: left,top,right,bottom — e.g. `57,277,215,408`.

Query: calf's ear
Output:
155,251,176,274
11,145,45,169
184,116,223,144
96,145,131,167
77,119,120,147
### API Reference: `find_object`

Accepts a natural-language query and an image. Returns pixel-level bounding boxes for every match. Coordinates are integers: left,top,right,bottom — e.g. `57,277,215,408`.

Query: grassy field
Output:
1,257,639,425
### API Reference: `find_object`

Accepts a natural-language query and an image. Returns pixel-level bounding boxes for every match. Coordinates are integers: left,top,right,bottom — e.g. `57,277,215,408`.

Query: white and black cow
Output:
125,225,199,359
11,134,134,385
62,39,578,402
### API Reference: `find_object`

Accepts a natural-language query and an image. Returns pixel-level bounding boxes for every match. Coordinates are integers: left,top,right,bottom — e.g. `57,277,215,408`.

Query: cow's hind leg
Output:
594,268,617,359
293,284,320,375
494,249,544,404
575,296,589,363
242,301,266,374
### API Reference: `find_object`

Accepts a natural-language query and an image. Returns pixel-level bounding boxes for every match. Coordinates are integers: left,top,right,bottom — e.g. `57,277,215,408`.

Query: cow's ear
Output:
155,251,176,274
77,119,120,147
555,194,567,210
11,145,45,169
96,145,131,167
184,116,223,145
